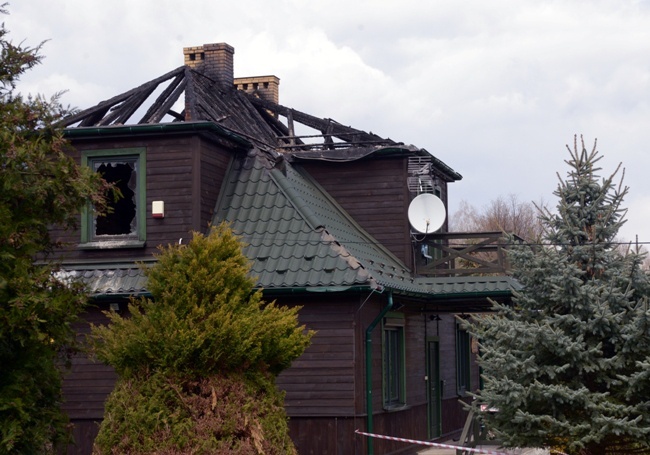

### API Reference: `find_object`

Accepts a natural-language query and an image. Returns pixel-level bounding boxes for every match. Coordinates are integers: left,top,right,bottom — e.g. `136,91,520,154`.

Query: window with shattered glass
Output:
91,157,138,238
81,149,146,246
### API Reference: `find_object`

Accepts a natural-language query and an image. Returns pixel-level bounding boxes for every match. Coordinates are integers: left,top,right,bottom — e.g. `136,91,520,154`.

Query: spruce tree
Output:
467,136,650,455
90,223,313,454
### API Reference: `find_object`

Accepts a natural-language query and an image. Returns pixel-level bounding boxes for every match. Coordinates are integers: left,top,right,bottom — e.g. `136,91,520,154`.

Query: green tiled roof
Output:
57,264,150,297
213,150,429,294
57,262,516,301
418,275,521,296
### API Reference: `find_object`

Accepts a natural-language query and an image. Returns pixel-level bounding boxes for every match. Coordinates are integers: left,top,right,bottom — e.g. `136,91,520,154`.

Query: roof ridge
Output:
268,164,324,231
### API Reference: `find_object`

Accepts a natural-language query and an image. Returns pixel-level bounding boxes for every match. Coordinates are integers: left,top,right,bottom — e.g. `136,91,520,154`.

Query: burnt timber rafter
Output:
60,66,186,127
59,65,396,151
245,95,393,147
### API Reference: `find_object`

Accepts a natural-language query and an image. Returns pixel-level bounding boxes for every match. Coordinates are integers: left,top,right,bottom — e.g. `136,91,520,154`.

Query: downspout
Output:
365,290,393,455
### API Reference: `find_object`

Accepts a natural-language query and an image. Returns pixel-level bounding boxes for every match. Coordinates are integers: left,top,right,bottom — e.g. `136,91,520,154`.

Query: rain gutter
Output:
91,292,152,300
63,122,252,148
427,290,514,300
365,290,393,455
260,285,374,296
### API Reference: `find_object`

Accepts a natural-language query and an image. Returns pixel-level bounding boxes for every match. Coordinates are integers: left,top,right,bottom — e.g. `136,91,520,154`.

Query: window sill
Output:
78,240,146,250
383,404,410,413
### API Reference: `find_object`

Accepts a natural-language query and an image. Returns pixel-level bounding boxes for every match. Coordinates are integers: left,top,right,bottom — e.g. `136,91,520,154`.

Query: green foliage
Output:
93,372,295,455
0,8,107,454
467,136,650,455
91,224,312,454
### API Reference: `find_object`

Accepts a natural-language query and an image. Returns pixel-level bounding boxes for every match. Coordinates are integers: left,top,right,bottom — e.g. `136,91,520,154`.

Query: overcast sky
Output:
9,0,650,244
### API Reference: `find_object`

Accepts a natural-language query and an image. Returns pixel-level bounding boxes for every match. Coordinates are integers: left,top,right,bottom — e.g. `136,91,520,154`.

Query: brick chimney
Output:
183,43,234,86
234,75,280,104
183,43,280,105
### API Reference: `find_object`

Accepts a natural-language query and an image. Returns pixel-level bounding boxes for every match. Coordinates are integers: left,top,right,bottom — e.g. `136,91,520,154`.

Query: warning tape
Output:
355,429,526,455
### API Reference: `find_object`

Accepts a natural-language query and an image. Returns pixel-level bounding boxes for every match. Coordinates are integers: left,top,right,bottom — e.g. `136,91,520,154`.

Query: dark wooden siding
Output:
284,292,433,454
62,303,118,421
299,159,413,267
61,293,473,454
277,297,358,417
62,302,121,455
405,312,427,406
200,139,232,229
51,133,233,262
288,416,365,455
372,404,428,454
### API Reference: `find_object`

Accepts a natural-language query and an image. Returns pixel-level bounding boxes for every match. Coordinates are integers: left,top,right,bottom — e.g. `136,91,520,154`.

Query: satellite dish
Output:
408,193,446,234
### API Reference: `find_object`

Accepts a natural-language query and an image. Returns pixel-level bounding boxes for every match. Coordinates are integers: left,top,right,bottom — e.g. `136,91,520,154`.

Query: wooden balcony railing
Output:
415,231,521,277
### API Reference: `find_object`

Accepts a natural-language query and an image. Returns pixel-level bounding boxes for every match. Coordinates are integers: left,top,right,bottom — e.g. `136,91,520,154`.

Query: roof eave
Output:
63,121,253,149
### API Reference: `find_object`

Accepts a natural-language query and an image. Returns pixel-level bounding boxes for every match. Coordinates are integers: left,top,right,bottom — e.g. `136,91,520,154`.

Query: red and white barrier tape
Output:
355,429,520,455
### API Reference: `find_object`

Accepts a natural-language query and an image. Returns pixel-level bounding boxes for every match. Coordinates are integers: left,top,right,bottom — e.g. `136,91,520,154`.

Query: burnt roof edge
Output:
63,121,253,149
290,145,462,182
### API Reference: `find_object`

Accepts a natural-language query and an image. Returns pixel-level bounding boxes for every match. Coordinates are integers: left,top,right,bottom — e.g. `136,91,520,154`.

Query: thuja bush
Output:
91,223,313,454
94,372,293,454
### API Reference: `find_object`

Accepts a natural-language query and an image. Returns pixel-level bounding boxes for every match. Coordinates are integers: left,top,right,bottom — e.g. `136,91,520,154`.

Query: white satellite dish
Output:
407,193,446,234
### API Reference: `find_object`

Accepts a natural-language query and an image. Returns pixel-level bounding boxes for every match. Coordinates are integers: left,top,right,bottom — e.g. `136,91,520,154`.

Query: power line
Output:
235,234,650,249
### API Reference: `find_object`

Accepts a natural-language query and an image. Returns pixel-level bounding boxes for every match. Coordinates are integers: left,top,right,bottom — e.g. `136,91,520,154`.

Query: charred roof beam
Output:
59,66,186,127
246,95,392,146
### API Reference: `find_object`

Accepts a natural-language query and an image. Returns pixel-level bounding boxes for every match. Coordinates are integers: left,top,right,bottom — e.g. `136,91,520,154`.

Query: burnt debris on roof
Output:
60,42,400,154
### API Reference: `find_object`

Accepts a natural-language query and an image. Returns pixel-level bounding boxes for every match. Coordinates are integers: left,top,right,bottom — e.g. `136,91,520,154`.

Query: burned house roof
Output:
59,44,462,181
61,66,395,152
57,43,514,304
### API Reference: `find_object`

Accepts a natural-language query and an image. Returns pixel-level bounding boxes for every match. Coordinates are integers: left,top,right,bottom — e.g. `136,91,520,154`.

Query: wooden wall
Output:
61,293,473,455
51,132,233,262
62,301,122,455
288,416,365,455
62,303,118,422
280,293,436,454
199,137,232,229
299,158,413,267
299,156,454,270
277,297,358,417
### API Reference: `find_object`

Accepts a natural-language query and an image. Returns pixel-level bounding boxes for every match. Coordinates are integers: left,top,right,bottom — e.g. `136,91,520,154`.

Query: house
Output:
52,43,518,454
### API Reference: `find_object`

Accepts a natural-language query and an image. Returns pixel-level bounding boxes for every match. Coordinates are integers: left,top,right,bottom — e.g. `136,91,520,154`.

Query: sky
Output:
8,0,650,244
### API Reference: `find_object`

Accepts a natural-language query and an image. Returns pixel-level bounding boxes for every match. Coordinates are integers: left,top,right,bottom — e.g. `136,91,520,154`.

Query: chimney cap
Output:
183,42,234,54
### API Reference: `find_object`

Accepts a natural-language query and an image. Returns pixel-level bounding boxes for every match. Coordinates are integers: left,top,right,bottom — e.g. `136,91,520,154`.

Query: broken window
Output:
81,149,146,247
92,158,138,237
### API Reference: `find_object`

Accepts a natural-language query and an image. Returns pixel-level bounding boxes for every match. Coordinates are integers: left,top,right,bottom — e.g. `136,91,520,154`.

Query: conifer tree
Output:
90,223,313,455
0,11,108,453
467,136,650,455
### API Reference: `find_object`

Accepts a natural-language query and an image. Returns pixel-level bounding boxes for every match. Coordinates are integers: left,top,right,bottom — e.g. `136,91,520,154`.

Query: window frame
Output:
456,323,471,395
382,312,406,409
80,148,146,249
